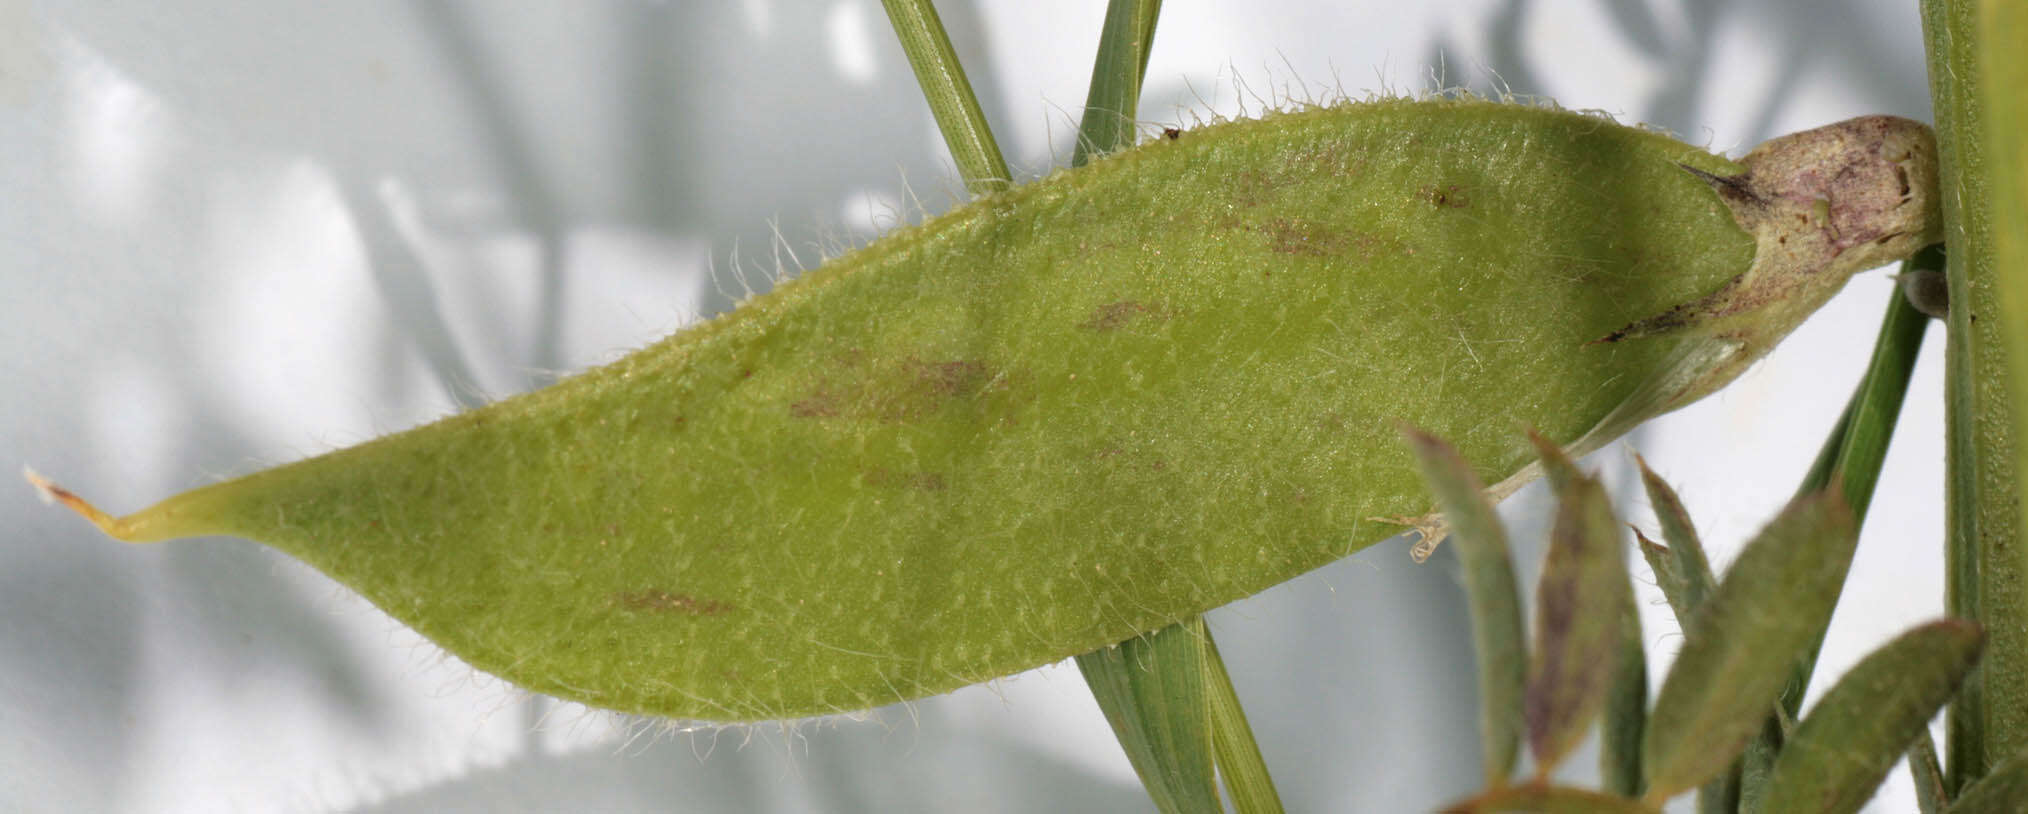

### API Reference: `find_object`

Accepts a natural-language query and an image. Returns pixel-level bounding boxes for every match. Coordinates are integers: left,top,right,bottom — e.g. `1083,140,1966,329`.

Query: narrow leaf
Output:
1601,579,1648,798
1202,632,1285,814
1912,726,1951,814
1076,623,1222,814
1528,429,1582,492
1760,619,1984,814
1635,455,1716,614
1440,783,1662,814
1641,489,1860,801
1633,468,1738,814
878,0,1011,194
1525,441,1628,775
1403,428,1528,785
1948,744,2028,813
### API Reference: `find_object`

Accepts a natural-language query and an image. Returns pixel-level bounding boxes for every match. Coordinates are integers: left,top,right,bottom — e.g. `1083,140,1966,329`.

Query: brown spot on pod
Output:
1420,183,1471,208
1262,217,1353,256
1079,300,1170,332
789,392,841,418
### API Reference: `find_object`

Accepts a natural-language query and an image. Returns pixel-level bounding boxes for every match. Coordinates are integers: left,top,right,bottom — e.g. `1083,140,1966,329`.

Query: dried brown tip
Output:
1370,512,1450,562
24,466,131,539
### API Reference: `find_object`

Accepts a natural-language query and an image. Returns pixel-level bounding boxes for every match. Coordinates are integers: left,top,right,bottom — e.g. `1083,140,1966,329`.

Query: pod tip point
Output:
23,465,124,536
23,465,59,504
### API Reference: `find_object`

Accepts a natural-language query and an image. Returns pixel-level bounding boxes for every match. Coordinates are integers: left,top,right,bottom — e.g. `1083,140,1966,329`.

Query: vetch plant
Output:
15,0,2026,811
28,100,1939,725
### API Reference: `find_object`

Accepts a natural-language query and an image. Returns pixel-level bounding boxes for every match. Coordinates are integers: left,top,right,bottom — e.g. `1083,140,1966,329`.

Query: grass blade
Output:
1815,257,1939,514
1760,619,1985,814
878,0,1011,194
1202,633,1285,814
1403,428,1528,786
1641,489,1859,802
1072,0,1164,168
1524,439,1628,776
1075,623,1222,814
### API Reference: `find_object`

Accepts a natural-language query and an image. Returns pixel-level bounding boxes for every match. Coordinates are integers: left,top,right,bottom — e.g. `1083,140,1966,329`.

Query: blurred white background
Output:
2,0,1944,811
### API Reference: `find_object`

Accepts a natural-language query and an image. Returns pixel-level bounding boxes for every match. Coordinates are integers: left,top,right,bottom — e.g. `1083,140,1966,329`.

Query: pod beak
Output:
24,466,139,541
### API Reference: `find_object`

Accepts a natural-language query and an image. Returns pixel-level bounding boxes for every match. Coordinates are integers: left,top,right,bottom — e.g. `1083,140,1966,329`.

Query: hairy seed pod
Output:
31,100,1939,722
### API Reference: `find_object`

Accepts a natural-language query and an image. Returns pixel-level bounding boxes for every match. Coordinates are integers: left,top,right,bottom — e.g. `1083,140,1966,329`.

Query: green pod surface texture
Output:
41,100,1940,721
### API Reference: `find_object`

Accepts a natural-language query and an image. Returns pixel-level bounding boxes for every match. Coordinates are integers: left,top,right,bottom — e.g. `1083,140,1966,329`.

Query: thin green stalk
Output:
1072,0,1163,168
1922,0,2008,791
1796,392,1858,495
1204,634,1286,814
1914,728,1950,814
1821,250,1943,513
1738,272,1936,810
879,0,1011,194
1076,624,1223,814
1060,4,1279,811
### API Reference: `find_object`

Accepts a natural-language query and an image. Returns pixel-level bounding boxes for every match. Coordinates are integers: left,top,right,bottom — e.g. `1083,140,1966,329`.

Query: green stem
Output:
1922,0,2008,791
878,0,1011,194
1977,0,2028,781
1738,272,1936,810
1203,633,1286,814
1821,250,1942,515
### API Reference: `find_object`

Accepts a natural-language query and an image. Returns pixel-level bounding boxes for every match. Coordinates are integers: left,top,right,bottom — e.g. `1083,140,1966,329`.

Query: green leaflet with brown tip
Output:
1524,444,1628,776
34,100,1939,722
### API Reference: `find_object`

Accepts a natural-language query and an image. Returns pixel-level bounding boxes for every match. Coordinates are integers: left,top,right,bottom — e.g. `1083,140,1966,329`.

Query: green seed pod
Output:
30,99,1940,722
